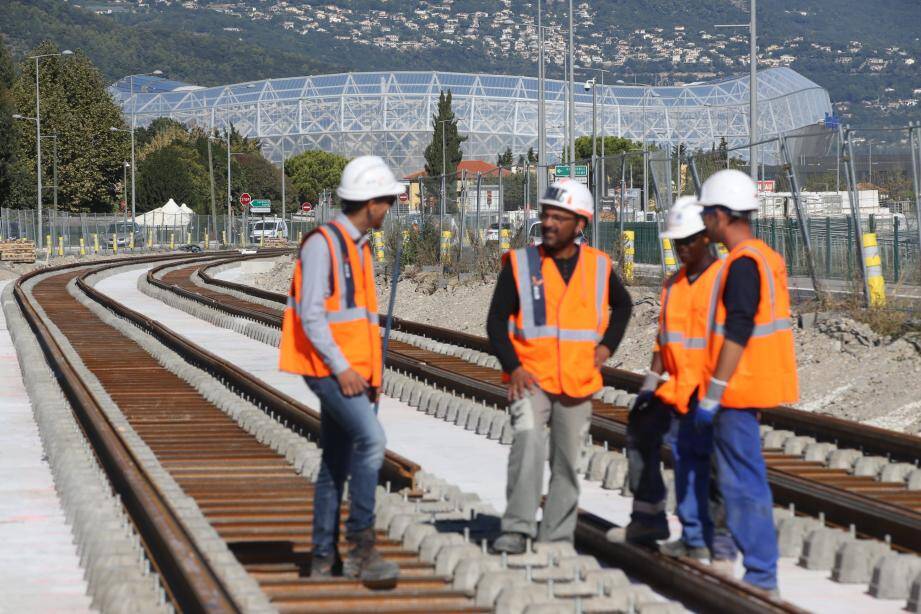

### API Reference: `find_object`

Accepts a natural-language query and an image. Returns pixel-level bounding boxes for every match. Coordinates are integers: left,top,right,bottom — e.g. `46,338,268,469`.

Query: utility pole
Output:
207,135,217,238
568,0,575,173
537,0,546,197
716,0,757,181
280,139,287,225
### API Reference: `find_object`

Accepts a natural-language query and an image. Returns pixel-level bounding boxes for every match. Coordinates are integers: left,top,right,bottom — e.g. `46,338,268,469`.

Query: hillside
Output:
1,0,918,129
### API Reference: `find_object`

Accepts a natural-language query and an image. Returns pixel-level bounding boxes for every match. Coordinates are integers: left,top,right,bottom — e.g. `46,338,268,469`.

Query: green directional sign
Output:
250,199,271,214
550,165,589,185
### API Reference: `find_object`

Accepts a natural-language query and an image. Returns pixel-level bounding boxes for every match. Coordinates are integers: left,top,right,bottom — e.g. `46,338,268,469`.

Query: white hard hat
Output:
539,179,594,220
336,155,405,202
660,196,705,240
699,169,758,212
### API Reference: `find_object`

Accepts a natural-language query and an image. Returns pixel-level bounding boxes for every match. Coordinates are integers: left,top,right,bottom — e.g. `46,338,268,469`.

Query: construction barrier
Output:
622,231,635,283
862,233,886,307
372,230,385,262
661,238,678,274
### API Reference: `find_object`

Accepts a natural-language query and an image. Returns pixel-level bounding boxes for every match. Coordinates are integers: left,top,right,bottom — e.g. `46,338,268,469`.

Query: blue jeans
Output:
668,411,714,549
712,409,778,590
303,376,386,557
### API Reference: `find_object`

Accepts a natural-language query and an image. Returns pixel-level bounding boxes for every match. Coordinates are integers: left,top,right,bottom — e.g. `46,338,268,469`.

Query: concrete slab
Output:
95,267,904,614
0,280,94,613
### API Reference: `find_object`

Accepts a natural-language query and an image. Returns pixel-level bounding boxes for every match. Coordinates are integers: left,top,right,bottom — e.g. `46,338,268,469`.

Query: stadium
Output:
110,68,832,178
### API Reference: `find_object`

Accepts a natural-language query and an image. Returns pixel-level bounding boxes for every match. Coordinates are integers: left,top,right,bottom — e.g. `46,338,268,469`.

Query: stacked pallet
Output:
0,239,36,263
260,237,291,248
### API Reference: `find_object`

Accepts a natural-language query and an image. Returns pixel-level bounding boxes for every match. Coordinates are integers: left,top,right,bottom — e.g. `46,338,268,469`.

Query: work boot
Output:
491,532,528,555
606,522,669,546
710,558,736,578
342,527,399,588
659,540,710,560
310,552,337,578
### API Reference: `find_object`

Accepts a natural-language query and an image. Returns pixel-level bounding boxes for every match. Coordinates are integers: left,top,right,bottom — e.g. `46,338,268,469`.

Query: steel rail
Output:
187,256,921,552
200,255,921,466
160,256,811,612
13,253,242,613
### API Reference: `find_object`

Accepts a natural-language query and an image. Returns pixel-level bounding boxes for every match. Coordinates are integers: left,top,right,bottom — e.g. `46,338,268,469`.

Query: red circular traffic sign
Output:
399,192,409,203
240,193,252,207
301,202,312,212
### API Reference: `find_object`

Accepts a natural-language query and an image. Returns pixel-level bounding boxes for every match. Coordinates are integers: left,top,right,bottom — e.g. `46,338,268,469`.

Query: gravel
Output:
239,256,921,435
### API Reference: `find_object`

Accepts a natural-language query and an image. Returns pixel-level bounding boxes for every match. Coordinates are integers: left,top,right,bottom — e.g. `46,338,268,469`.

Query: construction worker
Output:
606,197,737,567
487,179,633,554
696,169,799,595
279,155,404,584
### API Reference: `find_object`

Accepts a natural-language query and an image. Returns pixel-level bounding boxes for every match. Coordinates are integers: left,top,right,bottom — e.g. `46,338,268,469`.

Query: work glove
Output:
630,390,655,412
693,397,720,432
631,369,663,412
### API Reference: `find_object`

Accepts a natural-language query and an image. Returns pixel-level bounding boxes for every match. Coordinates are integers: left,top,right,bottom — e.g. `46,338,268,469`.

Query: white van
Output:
250,218,288,243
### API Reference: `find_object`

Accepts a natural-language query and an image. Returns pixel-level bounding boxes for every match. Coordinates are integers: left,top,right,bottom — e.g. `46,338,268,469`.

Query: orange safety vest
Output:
654,260,723,414
278,221,382,386
706,238,798,409
505,244,611,398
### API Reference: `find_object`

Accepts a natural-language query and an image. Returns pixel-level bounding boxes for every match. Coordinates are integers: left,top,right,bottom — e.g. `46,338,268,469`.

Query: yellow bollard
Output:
862,233,886,307
57,236,64,256
622,231,635,283
148,230,153,247
204,233,210,250
715,243,729,259
170,233,175,250
499,228,510,250
260,233,264,247
222,230,227,246
79,237,86,256
112,233,118,254
372,230,385,262
187,232,192,245
129,233,134,250
46,234,52,255
661,238,677,273
440,230,453,262
93,233,99,254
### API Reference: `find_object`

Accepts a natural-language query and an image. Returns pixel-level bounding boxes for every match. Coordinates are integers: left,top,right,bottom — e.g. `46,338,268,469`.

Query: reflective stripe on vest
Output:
711,244,791,339
510,246,605,343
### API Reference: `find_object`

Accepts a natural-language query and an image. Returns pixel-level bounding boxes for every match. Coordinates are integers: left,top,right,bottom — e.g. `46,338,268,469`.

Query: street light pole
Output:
537,2,546,197
567,0,576,173
716,0,757,181
27,50,72,244
280,139,286,226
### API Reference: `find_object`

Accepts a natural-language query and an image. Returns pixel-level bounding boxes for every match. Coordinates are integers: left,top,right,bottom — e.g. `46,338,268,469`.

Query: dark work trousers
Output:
628,397,737,559
710,408,778,590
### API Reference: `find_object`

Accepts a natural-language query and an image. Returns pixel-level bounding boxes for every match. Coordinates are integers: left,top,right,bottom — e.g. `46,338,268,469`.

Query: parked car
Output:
104,222,145,248
484,222,513,244
249,218,288,244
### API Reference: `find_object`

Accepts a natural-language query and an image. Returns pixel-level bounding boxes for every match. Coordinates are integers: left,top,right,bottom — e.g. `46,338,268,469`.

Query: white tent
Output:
136,199,193,227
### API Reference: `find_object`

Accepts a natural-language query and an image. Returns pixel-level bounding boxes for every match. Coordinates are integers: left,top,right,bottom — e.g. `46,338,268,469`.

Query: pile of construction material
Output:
0,239,36,263
259,238,291,249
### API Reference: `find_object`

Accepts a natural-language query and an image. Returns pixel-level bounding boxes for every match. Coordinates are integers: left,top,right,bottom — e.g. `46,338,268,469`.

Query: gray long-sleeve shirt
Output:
299,213,368,375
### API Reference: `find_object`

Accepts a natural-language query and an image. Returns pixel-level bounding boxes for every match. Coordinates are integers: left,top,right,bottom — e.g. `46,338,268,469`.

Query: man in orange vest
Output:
487,179,633,554
696,169,798,595
279,155,404,583
607,197,736,568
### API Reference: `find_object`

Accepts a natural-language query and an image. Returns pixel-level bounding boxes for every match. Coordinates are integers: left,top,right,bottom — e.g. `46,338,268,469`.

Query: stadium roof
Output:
110,68,832,176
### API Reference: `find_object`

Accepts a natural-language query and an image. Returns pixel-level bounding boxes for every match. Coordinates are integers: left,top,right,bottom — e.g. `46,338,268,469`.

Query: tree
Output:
135,143,209,212
497,147,514,168
235,152,294,215
0,39,21,208
286,150,349,206
11,41,128,212
526,147,538,164
574,136,641,161
424,90,466,213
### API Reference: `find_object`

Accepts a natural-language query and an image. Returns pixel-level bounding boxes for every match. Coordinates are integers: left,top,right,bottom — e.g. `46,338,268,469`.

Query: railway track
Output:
8,252,805,613
171,255,921,557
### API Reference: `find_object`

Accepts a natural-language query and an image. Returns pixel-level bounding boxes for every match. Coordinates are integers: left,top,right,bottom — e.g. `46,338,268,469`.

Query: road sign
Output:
549,165,589,185
250,199,271,214
399,192,409,203
240,193,252,207
301,202,312,212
